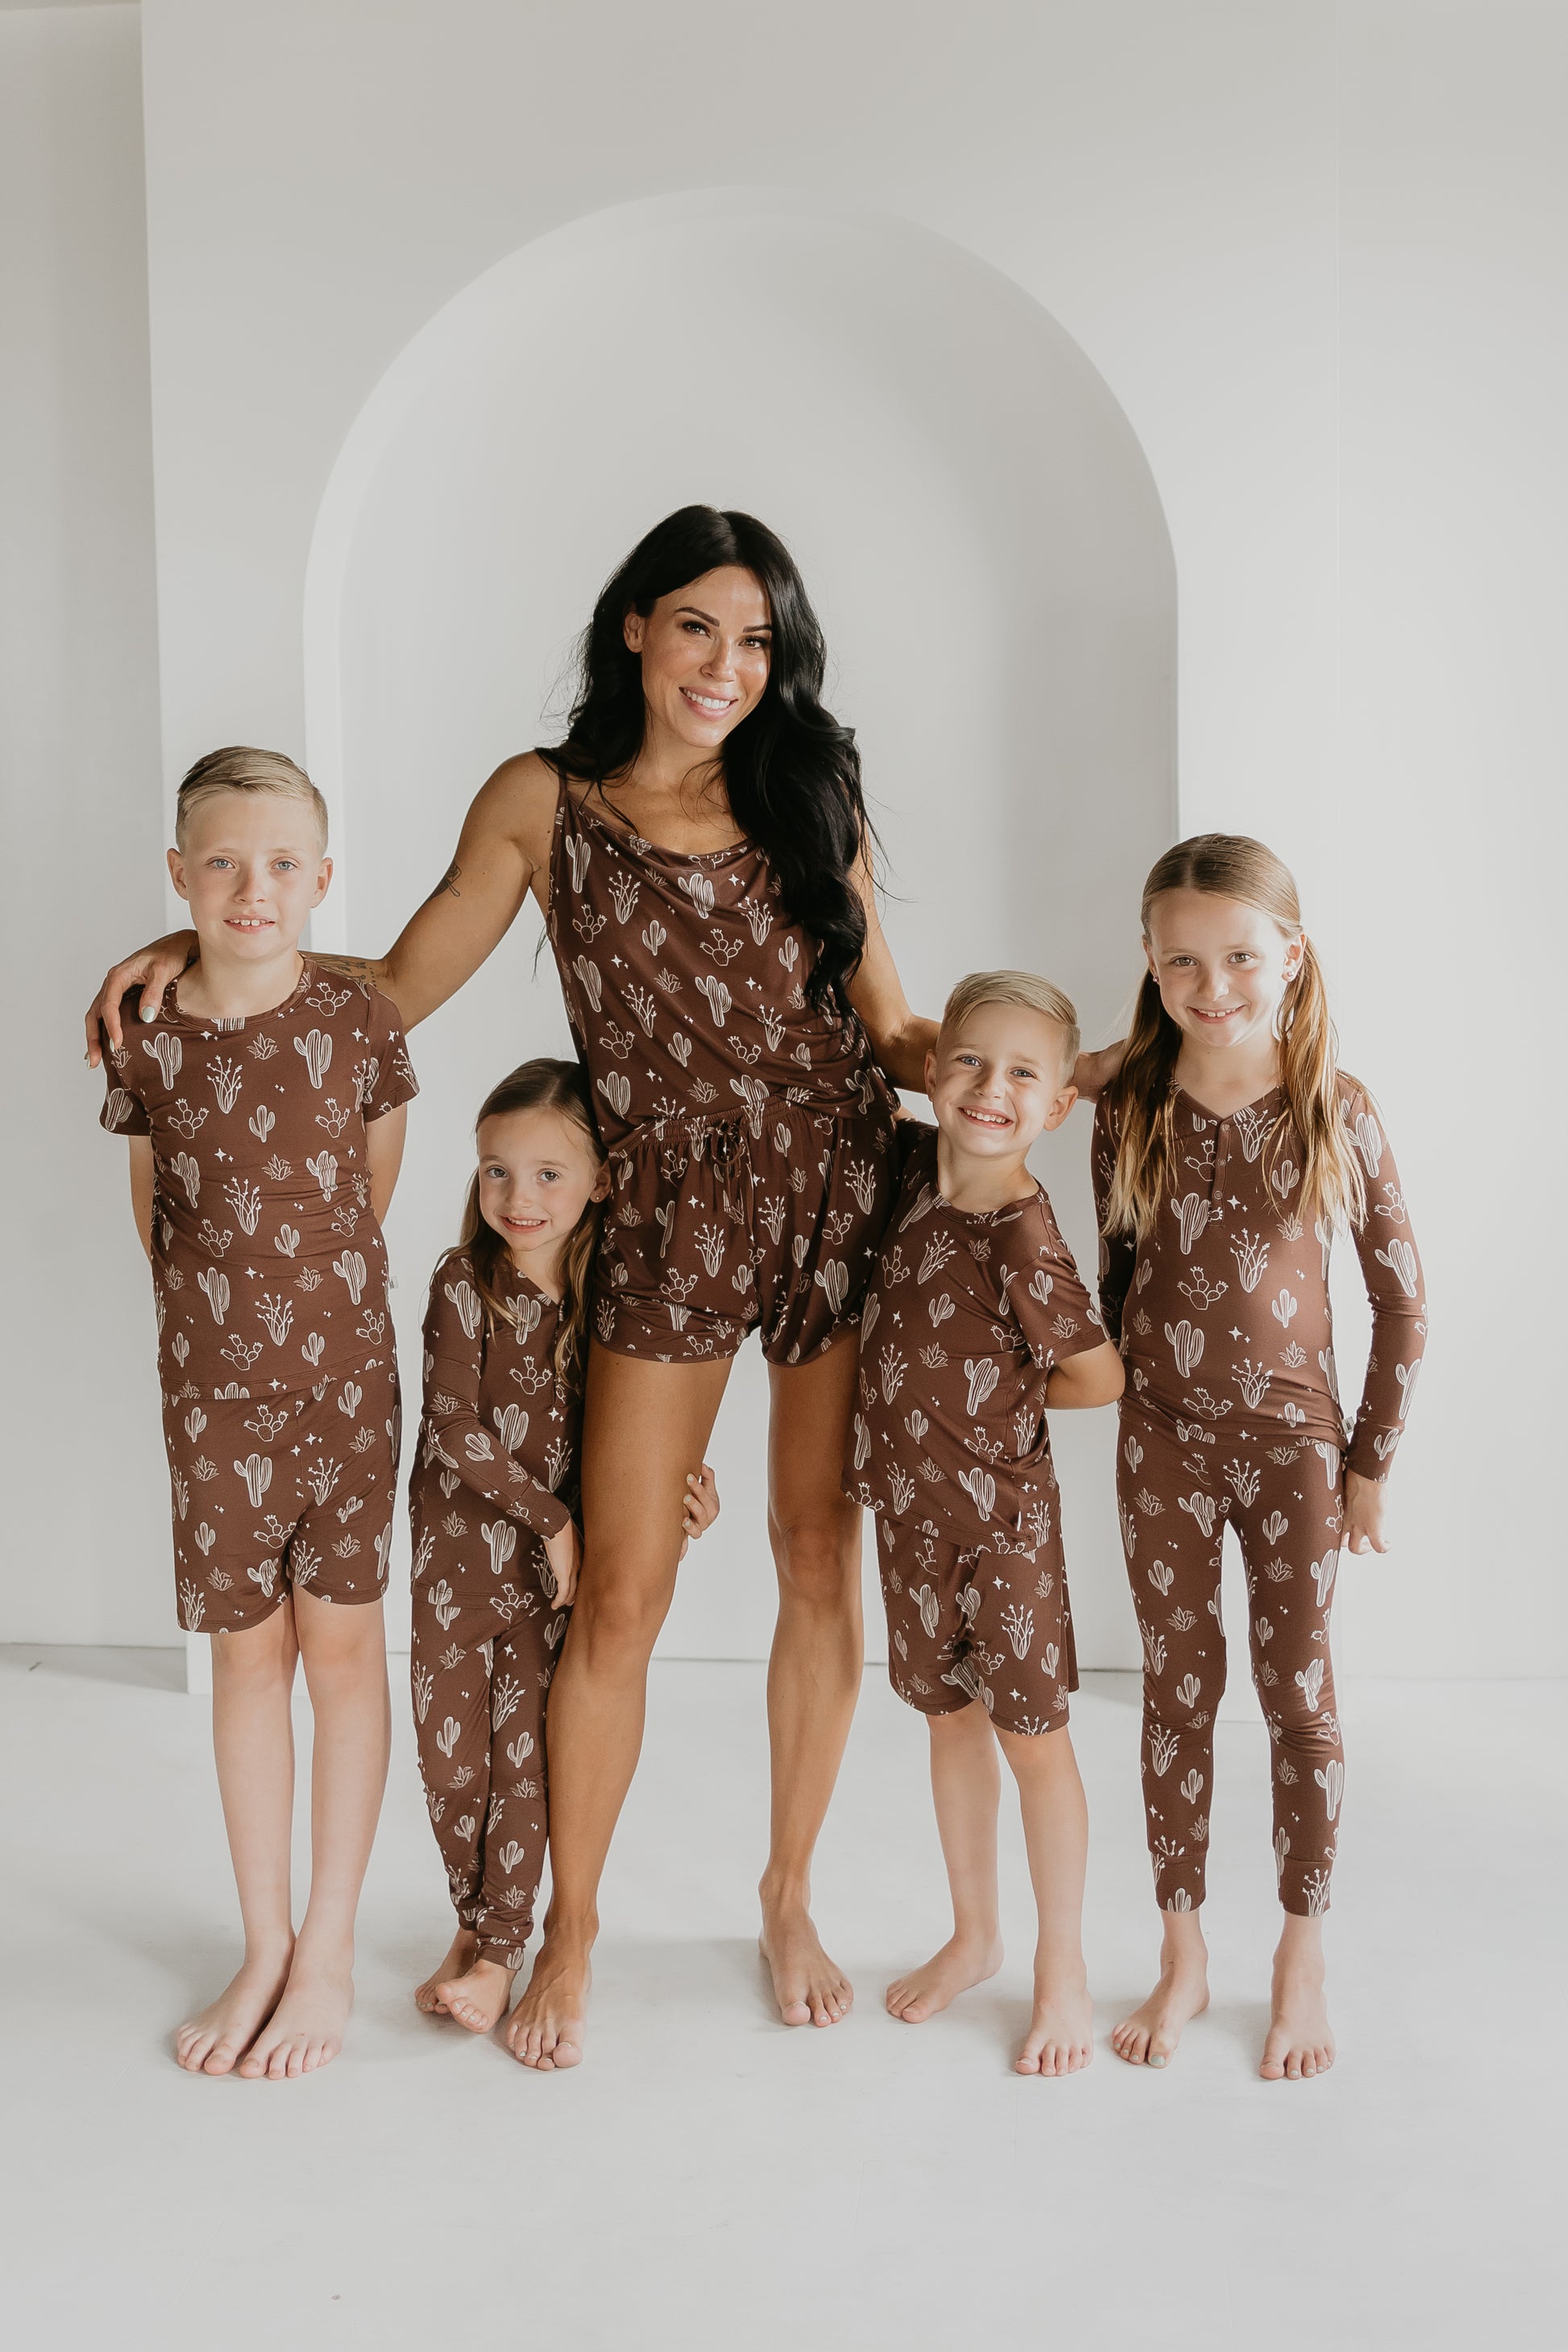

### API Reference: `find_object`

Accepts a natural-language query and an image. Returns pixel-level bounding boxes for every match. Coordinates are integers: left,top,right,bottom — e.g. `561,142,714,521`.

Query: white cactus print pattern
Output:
844,1125,1103,1558
1093,1080,1425,1919
101,959,417,1630
545,782,898,1367
409,1251,577,1965
847,1126,1103,1737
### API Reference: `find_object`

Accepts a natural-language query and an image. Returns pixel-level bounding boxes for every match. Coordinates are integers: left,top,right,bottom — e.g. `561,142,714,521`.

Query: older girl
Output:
410,1059,717,2043
1092,836,1426,2080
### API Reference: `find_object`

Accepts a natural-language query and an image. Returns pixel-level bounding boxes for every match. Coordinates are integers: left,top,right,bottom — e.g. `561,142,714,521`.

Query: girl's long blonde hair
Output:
1101,835,1366,1242
454,1059,604,1385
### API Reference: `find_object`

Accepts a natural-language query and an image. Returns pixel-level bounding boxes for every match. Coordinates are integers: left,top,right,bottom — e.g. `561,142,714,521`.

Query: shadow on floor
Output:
2,1645,186,1692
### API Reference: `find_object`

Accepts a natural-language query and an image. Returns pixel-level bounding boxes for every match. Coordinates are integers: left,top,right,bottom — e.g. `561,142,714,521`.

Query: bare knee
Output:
769,1508,860,1608
569,1559,673,1670
210,1612,294,1695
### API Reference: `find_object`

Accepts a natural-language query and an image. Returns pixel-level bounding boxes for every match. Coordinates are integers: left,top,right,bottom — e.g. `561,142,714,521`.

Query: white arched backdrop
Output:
302,191,1176,1667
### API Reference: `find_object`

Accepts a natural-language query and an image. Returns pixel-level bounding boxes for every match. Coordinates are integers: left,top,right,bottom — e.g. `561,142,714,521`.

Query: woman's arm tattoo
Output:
424,861,463,903
311,954,380,983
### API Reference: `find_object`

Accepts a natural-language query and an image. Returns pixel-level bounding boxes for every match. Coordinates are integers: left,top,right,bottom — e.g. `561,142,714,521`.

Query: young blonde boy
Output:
101,747,417,2079
844,972,1123,2073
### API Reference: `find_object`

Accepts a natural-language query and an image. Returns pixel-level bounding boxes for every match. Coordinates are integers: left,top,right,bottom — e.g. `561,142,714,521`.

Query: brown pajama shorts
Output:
594,1101,896,1365
876,1516,1077,1737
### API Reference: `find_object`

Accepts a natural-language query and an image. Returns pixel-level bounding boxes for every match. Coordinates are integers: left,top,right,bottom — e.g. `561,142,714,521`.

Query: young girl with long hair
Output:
409,1059,718,2043
1092,836,1426,2080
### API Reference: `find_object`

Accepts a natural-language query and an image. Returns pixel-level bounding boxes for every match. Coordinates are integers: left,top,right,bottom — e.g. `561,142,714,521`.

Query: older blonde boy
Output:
844,972,1123,2073
101,748,417,2078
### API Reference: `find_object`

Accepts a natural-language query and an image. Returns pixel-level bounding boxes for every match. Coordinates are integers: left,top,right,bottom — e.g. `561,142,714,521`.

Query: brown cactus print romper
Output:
100,960,418,1633
844,1126,1107,1738
408,1251,578,1970
1092,1080,1427,1915
545,782,900,1363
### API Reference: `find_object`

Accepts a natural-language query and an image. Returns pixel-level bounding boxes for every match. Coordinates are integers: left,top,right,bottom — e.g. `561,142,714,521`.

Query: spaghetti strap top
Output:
545,781,894,1147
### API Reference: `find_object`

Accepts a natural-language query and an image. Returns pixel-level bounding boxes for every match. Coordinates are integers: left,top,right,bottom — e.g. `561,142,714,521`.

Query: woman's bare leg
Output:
176,1603,300,2075
507,1346,732,2070
239,1591,391,2080
758,1342,865,2026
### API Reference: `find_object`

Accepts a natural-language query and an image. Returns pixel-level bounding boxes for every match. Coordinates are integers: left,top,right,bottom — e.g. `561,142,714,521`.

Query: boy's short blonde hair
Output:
940,970,1081,1081
175,746,329,852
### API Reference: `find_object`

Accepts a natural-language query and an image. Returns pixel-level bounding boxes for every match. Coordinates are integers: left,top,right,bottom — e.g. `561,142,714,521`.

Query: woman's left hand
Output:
678,1464,721,1560
1341,1470,1390,1555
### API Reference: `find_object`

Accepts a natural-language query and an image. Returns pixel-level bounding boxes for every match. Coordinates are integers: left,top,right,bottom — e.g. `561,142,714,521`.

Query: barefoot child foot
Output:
760,1901,854,2027
238,1947,356,2080
176,1940,294,2075
438,1955,516,2036
504,1934,591,2069
1015,1973,1095,2076
886,1931,1003,2024
1260,1917,1335,2080
1111,1917,1211,2068
415,1928,479,2015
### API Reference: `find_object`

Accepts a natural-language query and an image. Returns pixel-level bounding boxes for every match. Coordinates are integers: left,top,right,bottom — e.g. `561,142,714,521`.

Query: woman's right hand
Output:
84,931,198,1067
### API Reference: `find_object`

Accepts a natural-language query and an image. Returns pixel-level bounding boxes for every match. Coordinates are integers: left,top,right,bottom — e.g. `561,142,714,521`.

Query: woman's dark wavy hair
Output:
541,506,871,1011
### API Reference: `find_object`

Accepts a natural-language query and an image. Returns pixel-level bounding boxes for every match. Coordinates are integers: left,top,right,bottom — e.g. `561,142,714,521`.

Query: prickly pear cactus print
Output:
102,960,417,1630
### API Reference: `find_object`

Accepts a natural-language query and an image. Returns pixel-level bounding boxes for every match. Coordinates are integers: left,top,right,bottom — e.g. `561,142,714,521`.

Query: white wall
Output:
7,1,1561,1673
0,3,169,1644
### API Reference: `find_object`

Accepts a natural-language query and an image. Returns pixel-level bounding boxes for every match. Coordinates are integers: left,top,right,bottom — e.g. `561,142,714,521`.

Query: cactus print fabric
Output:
101,961,417,1631
843,1126,1106,1553
875,1516,1078,1737
1116,1410,1346,1916
409,1252,578,1966
545,782,900,1364
1093,1079,1426,1918
1091,1081,1427,1478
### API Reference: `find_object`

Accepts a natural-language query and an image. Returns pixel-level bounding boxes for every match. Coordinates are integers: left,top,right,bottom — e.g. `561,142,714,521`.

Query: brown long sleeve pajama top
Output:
1091,1077,1428,1914
408,1251,579,1968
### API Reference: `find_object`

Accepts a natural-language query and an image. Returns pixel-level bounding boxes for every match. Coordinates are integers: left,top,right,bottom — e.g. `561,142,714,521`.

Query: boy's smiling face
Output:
925,1000,1077,1166
168,790,331,964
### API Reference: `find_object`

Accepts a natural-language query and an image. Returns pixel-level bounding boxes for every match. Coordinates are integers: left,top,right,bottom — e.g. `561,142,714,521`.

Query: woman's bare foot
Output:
1260,1927,1335,2080
237,1949,355,2080
1016,1972,1095,2076
886,1931,1003,2024
1112,1915,1210,2068
759,1897,853,2027
175,1939,294,2076
438,1955,516,2036
415,1927,478,2015
504,1933,590,2069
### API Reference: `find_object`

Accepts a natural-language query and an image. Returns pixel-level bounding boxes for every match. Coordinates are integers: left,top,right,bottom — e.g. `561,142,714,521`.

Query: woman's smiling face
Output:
624,566,772,753
1144,888,1304,1053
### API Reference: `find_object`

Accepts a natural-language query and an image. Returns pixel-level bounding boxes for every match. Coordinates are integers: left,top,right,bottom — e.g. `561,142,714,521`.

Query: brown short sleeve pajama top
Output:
408,1252,579,1967
101,960,418,1632
545,782,900,1365
844,1125,1107,1736
1091,1079,1428,1915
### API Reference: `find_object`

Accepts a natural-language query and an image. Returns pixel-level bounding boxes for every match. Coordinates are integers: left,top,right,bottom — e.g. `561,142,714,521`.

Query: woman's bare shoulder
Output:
468,749,562,866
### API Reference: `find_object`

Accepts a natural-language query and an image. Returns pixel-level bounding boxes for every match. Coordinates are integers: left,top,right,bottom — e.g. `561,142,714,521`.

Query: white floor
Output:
1,1651,1560,2351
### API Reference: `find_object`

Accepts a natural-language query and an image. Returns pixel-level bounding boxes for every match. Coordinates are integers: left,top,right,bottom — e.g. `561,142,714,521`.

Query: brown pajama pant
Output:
876,1515,1077,1738
409,1549,569,1970
1117,1407,1346,1917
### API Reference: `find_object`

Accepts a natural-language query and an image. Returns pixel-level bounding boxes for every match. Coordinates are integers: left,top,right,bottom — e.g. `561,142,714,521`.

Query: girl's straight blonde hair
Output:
1100,835,1366,1242
455,1059,605,1384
